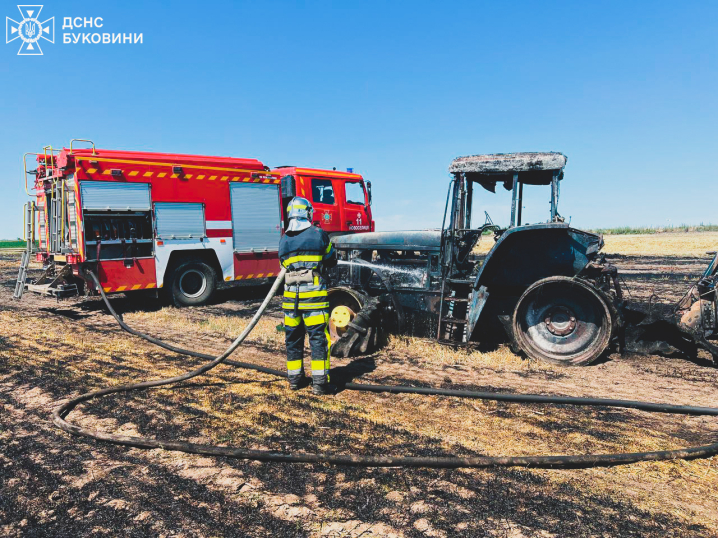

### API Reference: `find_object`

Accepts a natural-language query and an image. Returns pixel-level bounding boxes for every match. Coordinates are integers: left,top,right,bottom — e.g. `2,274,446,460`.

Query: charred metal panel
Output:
466,285,489,340
449,152,567,175
449,152,567,189
474,224,601,290
329,240,442,338
332,230,442,251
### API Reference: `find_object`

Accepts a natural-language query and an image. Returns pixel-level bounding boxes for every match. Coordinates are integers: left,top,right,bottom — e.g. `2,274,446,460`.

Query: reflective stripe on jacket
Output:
278,225,337,311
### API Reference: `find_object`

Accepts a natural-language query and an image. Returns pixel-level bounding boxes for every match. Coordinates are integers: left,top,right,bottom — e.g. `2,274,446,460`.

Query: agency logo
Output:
6,5,54,55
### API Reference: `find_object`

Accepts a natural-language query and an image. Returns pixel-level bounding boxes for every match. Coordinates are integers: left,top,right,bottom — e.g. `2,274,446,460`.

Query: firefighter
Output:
279,196,337,395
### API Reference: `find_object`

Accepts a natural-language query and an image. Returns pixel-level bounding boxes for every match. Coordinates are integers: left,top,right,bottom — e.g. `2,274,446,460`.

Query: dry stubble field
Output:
2,232,718,537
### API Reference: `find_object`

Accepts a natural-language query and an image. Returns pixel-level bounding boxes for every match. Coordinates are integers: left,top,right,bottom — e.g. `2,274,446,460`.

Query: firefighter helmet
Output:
287,197,313,220
286,197,313,232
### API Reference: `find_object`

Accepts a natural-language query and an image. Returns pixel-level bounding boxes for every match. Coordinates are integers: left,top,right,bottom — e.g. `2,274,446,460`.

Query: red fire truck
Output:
16,140,374,306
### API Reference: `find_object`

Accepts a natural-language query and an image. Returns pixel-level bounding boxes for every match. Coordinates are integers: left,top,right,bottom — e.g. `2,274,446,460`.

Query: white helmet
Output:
287,197,313,232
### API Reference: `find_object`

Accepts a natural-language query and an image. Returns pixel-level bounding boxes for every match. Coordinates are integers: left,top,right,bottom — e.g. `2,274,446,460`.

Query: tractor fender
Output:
467,223,602,340
473,223,601,291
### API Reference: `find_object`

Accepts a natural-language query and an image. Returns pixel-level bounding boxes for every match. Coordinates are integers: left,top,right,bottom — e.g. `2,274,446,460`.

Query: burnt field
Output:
2,238,718,537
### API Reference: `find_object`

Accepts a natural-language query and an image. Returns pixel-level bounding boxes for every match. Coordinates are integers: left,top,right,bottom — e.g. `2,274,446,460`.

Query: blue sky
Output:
1,0,716,237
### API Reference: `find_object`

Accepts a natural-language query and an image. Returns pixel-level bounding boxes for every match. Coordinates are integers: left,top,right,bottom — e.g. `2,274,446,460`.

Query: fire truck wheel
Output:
168,260,217,307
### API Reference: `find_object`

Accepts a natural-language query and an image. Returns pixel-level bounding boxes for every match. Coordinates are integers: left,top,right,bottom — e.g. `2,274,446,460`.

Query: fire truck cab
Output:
17,141,373,307
274,167,374,235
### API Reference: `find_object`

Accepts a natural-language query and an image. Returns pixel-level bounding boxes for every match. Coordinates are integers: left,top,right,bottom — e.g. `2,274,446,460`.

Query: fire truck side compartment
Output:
154,203,206,240
230,183,282,252
81,181,154,261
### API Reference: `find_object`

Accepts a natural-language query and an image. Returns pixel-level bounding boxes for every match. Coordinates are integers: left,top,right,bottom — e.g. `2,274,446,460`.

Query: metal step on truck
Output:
15,140,374,306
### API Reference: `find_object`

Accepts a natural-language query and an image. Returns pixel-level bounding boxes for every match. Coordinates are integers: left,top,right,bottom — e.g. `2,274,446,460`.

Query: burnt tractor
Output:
326,152,626,365
673,252,718,362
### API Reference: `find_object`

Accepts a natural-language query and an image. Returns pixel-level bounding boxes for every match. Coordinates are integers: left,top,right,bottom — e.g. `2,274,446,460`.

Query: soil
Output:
1,252,717,537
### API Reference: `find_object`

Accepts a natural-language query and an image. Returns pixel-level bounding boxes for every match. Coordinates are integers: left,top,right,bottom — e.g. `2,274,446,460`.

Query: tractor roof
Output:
449,152,567,190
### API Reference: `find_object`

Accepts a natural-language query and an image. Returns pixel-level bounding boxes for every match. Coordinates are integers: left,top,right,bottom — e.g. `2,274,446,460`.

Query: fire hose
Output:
52,269,718,469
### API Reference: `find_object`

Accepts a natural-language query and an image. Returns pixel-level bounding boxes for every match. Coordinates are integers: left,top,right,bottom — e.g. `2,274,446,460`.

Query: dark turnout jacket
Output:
278,225,337,311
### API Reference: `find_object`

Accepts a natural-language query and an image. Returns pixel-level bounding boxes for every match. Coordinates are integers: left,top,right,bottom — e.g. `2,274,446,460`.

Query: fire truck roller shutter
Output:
153,203,218,307
154,203,206,240
67,190,78,249
230,183,282,252
38,205,46,246
79,181,151,211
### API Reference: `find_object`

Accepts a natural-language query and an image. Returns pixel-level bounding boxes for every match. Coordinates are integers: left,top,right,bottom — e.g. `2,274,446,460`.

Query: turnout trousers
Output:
284,309,331,386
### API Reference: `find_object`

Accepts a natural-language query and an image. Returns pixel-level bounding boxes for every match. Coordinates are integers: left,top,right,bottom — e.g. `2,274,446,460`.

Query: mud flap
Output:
497,314,520,353
466,285,489,341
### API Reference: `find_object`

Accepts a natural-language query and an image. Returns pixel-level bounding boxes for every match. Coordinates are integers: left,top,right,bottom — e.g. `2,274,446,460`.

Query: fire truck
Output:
15,140,374,306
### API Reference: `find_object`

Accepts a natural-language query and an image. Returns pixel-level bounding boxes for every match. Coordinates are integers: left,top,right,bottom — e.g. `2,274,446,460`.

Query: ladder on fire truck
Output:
14,202,35,300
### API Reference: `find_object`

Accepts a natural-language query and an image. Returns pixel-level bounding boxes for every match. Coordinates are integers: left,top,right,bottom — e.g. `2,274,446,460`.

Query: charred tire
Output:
512,277,612,366
328,287,383,358
168,260,217,307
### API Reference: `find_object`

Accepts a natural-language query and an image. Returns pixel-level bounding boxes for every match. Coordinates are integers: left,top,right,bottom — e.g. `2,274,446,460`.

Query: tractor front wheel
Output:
328,287,383,357
512,277,612,366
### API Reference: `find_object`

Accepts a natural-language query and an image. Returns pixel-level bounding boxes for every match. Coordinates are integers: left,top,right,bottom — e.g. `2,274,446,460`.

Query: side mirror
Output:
366,181,372,206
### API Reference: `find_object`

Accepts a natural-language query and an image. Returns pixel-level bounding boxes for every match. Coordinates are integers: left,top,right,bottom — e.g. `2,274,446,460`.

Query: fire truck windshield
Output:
345,182,365,205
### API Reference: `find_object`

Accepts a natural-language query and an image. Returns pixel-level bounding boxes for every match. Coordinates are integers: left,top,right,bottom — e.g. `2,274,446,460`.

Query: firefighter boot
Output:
289,373,308,391
312,382,336,396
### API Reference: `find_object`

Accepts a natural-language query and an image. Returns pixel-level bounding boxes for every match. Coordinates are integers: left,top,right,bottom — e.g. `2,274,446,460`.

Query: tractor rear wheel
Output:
328,287,383,357
512,277,612,366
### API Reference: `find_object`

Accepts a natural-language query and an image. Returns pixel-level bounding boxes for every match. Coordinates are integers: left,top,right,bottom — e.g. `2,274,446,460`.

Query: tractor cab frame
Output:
441,152,567,276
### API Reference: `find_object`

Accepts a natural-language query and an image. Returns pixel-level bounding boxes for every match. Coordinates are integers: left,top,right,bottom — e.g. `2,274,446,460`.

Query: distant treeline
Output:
0,240,37,249
590,224,718,235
